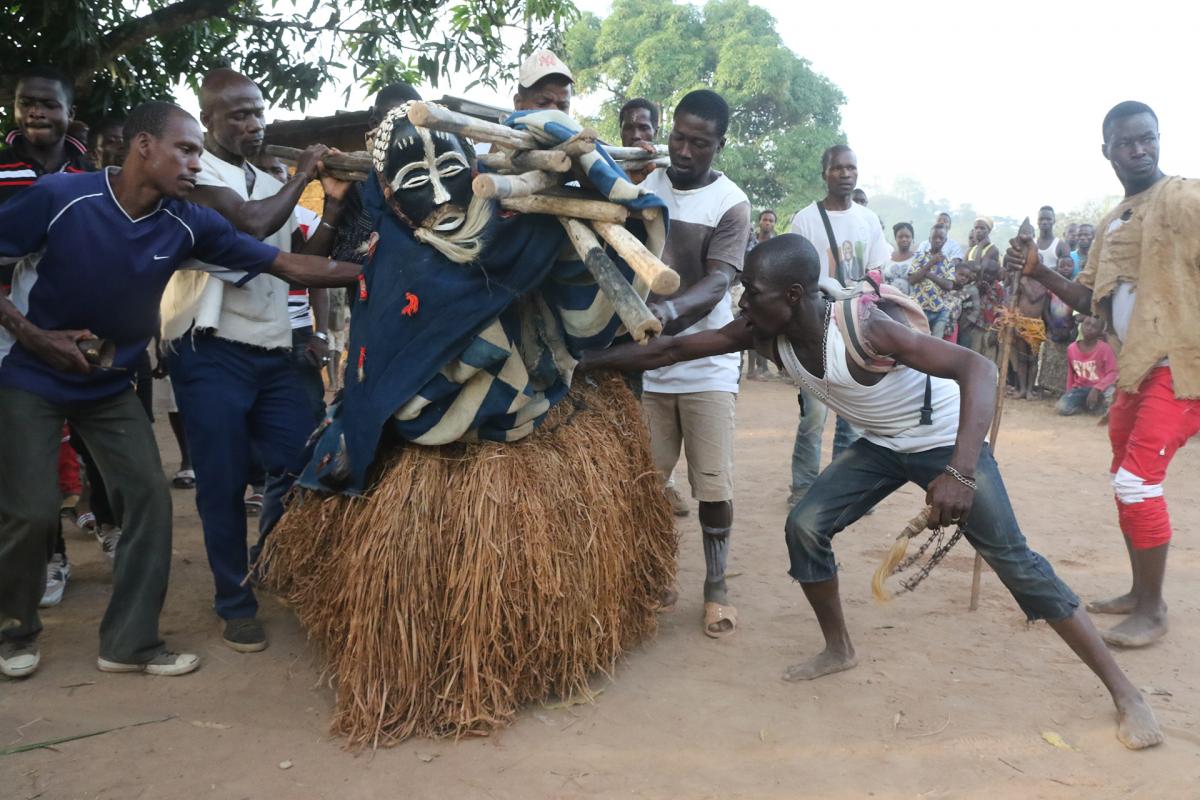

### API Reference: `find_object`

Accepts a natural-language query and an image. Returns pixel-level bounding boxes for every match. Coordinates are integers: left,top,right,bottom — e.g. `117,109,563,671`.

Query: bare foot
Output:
782,649,858,681
1086,593,1137,615
1116,695,1164,750
1102,610,1169,648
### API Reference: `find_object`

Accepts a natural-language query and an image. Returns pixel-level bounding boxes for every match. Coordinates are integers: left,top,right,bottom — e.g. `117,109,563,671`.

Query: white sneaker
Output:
97,649,200,677
39,554,70,608
0,640,40,678
96,524,122,562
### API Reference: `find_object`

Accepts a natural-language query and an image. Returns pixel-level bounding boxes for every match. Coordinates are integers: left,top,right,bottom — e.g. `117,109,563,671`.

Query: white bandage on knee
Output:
1112,468,1164,505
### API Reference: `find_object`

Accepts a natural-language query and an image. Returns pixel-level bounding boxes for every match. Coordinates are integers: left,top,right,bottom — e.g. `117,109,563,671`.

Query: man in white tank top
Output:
581,234,1163,750
1036,205,1072,268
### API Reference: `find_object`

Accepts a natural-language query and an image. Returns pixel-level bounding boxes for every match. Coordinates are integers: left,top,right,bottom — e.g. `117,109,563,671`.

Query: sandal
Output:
171,469,196,489
703,602,737,639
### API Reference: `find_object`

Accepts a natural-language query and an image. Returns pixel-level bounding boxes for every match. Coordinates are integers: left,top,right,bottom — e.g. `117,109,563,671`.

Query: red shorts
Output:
1108,367,1200,549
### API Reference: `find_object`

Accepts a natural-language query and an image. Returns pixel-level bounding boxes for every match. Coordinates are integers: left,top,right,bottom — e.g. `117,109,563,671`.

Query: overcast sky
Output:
179,0,1199,219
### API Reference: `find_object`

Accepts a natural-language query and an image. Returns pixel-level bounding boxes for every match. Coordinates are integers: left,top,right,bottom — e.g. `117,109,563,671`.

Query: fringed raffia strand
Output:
871,506,933,603
260,373,677,747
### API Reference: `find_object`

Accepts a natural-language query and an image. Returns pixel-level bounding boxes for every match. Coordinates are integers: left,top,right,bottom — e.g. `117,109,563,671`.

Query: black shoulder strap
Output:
919,374,933,425
816,202,846,285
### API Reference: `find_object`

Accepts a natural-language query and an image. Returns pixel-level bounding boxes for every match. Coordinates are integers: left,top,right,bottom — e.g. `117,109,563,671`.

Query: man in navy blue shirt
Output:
0,101,362,679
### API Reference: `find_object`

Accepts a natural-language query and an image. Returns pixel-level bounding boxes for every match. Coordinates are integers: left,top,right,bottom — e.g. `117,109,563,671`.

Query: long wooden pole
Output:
559,218,661,343
590,220,680,296
969,217,1034,611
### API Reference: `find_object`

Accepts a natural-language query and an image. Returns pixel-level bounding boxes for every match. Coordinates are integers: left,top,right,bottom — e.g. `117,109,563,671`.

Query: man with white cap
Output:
513,49,574,115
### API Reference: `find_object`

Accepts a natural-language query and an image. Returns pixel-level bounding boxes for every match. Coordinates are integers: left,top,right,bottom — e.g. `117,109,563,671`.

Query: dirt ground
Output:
3,377,1199,799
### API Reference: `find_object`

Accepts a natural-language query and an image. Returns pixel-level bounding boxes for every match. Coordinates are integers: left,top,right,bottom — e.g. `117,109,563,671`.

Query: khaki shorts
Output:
642,390,736,503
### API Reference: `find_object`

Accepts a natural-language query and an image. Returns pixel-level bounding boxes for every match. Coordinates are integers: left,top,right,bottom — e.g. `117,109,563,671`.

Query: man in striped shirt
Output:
1,66,94,606
1,66,91,291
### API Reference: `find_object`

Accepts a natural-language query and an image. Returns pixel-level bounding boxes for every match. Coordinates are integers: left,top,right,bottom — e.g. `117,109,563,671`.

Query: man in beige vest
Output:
1005,100,1200,650
161,69,350,653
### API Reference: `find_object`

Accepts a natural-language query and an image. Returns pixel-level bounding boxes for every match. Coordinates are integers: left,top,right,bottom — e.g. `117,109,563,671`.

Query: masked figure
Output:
298,105,668,494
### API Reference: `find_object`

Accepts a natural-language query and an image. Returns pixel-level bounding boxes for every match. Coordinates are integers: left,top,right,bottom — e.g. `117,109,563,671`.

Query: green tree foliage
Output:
563,0,844,212
2,0,578,123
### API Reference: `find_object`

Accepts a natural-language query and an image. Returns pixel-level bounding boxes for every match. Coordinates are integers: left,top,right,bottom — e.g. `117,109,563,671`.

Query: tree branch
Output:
78,0,239,81
221,13,382,37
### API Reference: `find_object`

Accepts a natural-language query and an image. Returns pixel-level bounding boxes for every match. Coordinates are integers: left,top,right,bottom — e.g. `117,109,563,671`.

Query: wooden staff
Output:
559,218,661,343
263,145,371,182
591,220,680,295
472,170,562,200
407,101,539,150
537,187,660,222
601,144,669,160
477,149,572,173
501,194,628,224
969,216,1035,611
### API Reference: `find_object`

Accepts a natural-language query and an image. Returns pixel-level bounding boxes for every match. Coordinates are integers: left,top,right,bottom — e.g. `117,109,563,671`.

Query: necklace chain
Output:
820,298,831,389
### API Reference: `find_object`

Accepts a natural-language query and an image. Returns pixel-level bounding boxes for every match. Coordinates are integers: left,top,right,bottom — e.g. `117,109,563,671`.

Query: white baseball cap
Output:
518,49,574,89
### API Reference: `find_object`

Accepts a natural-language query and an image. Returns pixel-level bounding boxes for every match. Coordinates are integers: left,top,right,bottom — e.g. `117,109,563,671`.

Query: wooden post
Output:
559,218,661,343
600,144,669,160
969,217,1034,611
590,221,680,296
477,149,572,173
500,195,628,224
407,101,539,150
263,145,371,182
553,130,599,158
472,170,563,200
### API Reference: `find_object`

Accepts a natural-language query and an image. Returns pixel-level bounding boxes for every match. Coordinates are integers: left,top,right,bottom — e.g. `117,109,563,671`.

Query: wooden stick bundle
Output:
270,102,679,340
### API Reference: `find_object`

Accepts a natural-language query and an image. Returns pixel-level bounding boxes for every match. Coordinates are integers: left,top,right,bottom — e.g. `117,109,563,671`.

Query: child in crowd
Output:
1011,275,1048,399
944,261,980,344
1058,315,1118,415
1037,256,1079,395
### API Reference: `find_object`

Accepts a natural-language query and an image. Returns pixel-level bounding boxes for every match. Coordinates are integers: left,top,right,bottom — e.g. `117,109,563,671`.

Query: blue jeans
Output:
784,439,1079,621
789,388,860,499
169,335,316,620
1056,386,1114,416
924,308,949,340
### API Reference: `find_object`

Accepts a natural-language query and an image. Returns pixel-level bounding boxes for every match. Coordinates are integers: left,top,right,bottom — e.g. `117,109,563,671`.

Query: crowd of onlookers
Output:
743,195,1118,419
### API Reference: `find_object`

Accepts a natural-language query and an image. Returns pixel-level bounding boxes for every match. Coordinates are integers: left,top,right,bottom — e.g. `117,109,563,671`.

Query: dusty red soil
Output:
4,378,1199,798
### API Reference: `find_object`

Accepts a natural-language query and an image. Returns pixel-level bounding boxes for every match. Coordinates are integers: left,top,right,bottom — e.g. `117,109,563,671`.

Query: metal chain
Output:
892,524,966,594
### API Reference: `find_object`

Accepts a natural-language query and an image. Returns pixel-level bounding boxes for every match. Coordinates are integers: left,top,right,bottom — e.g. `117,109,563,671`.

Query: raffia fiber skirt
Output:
260,372,678,747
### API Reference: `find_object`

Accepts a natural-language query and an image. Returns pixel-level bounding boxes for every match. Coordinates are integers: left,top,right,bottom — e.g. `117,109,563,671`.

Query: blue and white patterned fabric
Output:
298,115,669,494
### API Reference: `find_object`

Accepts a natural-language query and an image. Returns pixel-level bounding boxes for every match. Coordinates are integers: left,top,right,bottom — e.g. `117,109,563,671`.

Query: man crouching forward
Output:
580,233,1162,750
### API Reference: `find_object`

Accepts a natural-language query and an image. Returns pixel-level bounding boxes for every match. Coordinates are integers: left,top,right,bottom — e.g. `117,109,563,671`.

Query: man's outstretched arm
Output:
266,252,360,288
864,311,998,527
580,317,754,373
1004,232,1094,313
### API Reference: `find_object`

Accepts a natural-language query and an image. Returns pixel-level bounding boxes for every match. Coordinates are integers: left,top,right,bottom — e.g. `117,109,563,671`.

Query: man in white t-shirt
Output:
786,145,889,507
638,89,751,638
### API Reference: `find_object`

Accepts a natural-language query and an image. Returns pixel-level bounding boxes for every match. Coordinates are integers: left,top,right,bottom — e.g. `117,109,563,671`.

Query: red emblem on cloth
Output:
401,292,419,316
